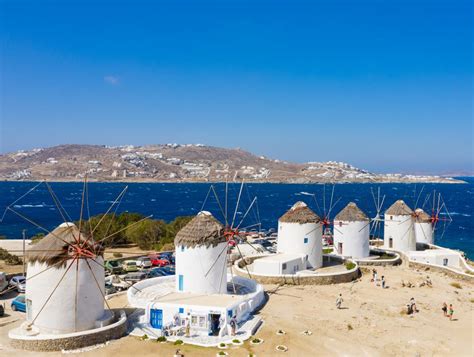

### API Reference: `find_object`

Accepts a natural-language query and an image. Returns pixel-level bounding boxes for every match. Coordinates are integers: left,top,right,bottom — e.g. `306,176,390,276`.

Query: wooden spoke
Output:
91,186,128,234
204,241,229,278
7,207,77,251
85,259,111,311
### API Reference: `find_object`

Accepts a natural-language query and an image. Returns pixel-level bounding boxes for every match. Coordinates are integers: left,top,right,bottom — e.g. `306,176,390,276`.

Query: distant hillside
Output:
0,144,463,184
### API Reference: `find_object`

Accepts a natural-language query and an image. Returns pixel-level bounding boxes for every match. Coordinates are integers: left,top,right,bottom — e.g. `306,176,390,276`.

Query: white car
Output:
136,257,152,269
9,276,26,293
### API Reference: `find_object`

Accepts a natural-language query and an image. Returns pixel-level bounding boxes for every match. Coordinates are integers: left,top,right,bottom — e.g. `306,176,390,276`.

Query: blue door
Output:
150,309,163,329
178,274,184,291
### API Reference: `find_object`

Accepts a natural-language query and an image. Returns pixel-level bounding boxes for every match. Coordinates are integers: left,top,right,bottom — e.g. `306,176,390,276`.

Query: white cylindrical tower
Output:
25,223,106,334
384,200,416,252
333,202,370,259
174,211,228,294
277,201,322,269
414,208,433,245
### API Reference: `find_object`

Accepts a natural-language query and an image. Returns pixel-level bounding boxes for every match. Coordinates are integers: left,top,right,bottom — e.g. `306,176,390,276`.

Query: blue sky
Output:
0,0,472,174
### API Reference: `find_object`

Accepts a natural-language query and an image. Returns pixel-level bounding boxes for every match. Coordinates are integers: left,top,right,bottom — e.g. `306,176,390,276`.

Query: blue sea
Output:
0,179,472,259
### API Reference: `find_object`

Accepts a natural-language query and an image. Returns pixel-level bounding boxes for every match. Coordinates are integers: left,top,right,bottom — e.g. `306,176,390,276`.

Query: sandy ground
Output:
0,264,472,357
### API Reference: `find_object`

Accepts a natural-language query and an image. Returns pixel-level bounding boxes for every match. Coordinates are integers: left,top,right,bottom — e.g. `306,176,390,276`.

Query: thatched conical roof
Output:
414,208,431,223
385,200,413,216
174,211,225,248
334,202,369,222
27,222,103,267
279,201,320,224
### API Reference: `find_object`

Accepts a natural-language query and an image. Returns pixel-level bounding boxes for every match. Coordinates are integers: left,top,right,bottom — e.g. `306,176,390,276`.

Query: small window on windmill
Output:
304,237,308,244
179,307,184,314
181,245,185,252
390,216,393,220
282,263,287,270
339,221,343,227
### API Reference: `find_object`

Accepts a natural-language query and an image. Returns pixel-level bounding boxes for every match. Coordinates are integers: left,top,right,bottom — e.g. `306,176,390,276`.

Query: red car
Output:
149,256,170,267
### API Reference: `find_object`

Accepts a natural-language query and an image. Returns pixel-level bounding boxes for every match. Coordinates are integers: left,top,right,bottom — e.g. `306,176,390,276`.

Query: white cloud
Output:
104,75,120,85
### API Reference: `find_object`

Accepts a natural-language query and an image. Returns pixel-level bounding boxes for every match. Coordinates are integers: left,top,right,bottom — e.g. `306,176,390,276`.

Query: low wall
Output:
356,249,401,267
9,310,127,352
395,249,474,282
233,255,360,285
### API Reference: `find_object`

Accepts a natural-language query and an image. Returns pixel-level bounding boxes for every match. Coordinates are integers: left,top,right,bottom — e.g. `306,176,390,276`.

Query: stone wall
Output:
9,311,127,352
233,255,360,285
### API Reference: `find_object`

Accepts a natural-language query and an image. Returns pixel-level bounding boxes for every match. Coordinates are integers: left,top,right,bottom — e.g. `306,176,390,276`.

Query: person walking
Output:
381,276,386,289
442,302,448,317
373,269,378,284
448,304,454,321
336,294,343,309
230,315,238,336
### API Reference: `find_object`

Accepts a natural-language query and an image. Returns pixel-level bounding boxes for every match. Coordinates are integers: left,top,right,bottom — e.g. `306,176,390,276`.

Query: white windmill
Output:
1,178,150,349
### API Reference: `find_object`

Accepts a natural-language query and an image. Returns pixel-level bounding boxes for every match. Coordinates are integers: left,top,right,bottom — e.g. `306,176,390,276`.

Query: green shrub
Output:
0,248,22,265
156,336,167,342
5,255,22,265
347,324,353,330
232,339,241,343
113,252,123,258
345,261,356,270
323,248,333,254
174,340,184,345
140,334,148,340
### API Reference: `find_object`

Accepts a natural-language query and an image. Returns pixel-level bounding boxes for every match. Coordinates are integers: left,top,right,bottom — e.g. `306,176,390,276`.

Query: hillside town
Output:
0,144,463,184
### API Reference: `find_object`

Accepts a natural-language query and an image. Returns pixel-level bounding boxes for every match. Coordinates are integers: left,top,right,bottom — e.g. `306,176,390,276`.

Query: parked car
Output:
0,272,8,292
105,260,123,275
11,295,26,312
9,276,26,293
136,257,152,269
105,282,117,295
253,239,276,253
123,272,147,283
147,268,167,278
105,275,130,291
158,252,175,264
161,265,175,275
122,260,139,272
150,256,170,267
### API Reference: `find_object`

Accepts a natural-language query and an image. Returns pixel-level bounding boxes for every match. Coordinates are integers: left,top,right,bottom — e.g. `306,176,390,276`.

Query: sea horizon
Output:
1,178,472,259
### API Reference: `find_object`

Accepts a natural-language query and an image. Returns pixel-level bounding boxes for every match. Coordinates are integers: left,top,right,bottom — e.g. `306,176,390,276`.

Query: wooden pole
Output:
22,229,26,276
